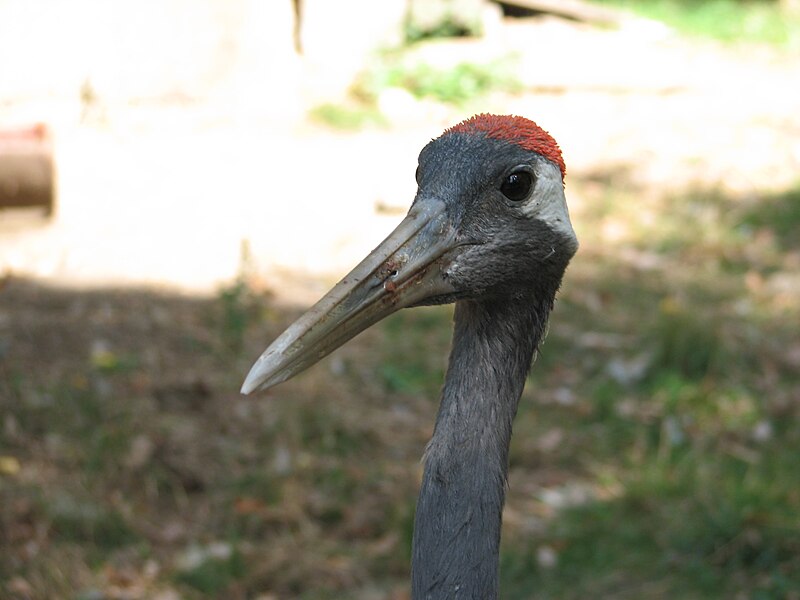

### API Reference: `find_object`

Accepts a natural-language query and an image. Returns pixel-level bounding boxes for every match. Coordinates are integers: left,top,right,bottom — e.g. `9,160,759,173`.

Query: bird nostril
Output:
382,265,401,293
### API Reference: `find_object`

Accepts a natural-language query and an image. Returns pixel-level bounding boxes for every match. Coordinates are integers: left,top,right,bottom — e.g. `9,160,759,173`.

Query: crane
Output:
242,114,578,599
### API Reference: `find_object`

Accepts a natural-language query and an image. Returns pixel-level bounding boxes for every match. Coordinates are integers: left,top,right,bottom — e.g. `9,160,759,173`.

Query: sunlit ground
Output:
2,1,800,598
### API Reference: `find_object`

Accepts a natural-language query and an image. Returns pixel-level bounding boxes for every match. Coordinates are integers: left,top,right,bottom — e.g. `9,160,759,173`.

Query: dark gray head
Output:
242,114,578,393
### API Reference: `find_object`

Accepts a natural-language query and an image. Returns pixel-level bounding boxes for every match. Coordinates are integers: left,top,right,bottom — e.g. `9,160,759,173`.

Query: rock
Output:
125,434,155,470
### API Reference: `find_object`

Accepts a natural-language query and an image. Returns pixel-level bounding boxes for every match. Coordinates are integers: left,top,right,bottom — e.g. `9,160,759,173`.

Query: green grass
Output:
48,500,138,551
216,242,271,353
502,440,800,599
494,180,800,598
308,103,386,131
295,403,376,457
309,0,524,131
175,546,246,595
311,53,522,129
741,186,800,252
2,179,800,597
592,0,800,48
359,57,523,106
377,308,450,396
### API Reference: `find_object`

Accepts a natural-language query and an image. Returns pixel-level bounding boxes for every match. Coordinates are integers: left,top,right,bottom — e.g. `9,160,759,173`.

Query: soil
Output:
2,9,799,599
0,14,798,297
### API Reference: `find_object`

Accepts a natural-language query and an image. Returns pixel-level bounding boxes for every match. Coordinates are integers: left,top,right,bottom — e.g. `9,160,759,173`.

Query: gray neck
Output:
411,295,552,600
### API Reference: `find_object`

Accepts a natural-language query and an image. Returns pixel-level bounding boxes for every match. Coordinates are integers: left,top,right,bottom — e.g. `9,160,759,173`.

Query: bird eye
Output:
500,171,533,202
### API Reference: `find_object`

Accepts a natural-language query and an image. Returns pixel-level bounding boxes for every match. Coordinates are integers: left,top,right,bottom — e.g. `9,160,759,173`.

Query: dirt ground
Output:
1,13,798,296
2,8,800,600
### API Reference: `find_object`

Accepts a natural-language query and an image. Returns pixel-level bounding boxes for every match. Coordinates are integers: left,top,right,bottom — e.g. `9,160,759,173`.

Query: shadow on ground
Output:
1,183,799,599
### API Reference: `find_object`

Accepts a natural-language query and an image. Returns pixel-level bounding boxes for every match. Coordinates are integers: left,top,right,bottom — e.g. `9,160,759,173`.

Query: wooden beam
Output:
0,124,55,216
497,0,624,26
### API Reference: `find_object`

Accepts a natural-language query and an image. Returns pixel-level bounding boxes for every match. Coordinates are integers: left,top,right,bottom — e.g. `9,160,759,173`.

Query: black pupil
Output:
501,171,533,201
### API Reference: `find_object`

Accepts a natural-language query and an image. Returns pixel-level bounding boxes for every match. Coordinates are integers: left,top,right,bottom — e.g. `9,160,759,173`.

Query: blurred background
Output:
1,0,799,598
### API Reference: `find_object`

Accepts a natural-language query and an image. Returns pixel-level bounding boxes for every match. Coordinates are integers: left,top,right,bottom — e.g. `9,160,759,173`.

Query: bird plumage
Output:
242,114,578,599
444,113,566,182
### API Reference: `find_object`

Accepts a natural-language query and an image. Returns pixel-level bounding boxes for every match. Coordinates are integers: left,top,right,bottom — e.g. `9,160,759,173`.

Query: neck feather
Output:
411,294,553,600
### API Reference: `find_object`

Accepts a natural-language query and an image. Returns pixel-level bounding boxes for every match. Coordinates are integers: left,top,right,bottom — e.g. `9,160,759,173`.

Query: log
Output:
0,124,55,216
497,0,624,26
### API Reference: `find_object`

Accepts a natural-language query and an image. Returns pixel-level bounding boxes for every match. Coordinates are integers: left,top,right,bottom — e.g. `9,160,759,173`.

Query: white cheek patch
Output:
521,162,577,243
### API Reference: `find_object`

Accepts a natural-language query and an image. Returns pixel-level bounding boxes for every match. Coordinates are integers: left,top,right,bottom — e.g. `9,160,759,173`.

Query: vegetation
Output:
359,57,521,106
2,168,798,597
308,103,386,132
312,0,800,130
310,54,522,130
592,0,800,48
3,2,800,596
500,178,800,598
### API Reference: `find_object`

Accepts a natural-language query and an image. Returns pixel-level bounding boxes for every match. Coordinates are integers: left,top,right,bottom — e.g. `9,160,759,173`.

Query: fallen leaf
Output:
0,455,20,476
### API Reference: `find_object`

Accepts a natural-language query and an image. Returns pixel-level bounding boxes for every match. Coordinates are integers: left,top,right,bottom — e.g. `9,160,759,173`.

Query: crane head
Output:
242,114,578,394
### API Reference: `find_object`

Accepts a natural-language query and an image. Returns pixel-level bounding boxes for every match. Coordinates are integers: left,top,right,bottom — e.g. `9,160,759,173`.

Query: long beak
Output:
241,197,458,394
